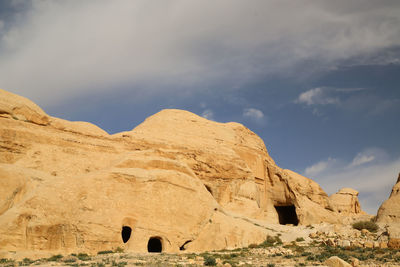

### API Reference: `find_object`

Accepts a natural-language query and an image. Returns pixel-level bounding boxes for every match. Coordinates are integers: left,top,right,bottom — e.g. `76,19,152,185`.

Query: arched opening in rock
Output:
121,226,132,243
274,205,299,226
147,237,162,253
179,240,192,251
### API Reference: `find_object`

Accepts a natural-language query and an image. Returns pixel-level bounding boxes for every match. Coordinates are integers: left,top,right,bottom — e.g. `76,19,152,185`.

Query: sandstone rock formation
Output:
376,173,400,240
0,89,362,255
329,188,364,214
377,173,400,224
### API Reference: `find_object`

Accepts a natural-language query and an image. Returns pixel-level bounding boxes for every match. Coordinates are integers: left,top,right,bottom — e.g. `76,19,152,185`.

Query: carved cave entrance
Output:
147,237,162,253
274,205,299,226
121,226,132,243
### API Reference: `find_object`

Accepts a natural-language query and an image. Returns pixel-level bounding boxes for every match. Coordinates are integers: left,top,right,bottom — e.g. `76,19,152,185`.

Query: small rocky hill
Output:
0,89,366,258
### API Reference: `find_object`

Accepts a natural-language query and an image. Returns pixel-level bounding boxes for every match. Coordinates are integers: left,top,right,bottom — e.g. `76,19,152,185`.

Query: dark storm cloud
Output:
0,0,400,105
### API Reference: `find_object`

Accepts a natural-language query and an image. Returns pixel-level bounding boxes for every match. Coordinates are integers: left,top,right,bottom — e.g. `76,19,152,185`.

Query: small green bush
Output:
306,255,315,261
294,245,305,253
296,237,305,242
352,220,378,233
357,254,367,261
221,253,238,259
259,235,283,247
77,253,91,261
22,258,35,265
114,247,124,253
98,250,113,255
0,258,14,264
47,254,63,261
111,260,127,267
337,253,350,262
204,255,216,266
22,258,32,262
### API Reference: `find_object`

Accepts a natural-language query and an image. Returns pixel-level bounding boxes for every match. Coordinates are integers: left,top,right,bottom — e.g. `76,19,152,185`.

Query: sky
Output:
0,0,399,214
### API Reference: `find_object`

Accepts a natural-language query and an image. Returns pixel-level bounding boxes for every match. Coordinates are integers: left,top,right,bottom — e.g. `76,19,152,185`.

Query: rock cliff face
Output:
0,89,361,255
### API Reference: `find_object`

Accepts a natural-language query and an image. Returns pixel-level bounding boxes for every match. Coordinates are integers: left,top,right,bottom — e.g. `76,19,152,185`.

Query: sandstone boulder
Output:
324,256,352,267
329,188,364,214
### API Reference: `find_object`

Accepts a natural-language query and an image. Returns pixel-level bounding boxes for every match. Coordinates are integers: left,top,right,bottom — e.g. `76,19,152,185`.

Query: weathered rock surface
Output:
376,173,400,239
388,238,400,249
0,89,362,255
329,188,364,214
377,173,400,224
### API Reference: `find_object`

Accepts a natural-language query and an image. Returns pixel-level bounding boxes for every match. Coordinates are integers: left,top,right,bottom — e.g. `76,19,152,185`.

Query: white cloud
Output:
349,147,388,167
304,148,399,214
350,154,375,167
296,87,400,117
201,109,214,120
304,157,336,177
0,20,4,31
296,87,339,106
243,108,264,120
1,1,400,105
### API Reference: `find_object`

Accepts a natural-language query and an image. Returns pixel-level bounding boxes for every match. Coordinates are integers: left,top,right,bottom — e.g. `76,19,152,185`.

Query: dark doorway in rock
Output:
121,226,132,243
147,237,162,252
274,205,299,226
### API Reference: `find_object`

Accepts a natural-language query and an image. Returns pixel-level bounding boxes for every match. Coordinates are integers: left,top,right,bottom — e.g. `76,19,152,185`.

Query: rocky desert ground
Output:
2,221,400,267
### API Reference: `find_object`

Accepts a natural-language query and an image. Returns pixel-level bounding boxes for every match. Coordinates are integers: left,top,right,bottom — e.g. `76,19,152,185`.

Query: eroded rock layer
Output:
0,89,361,254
